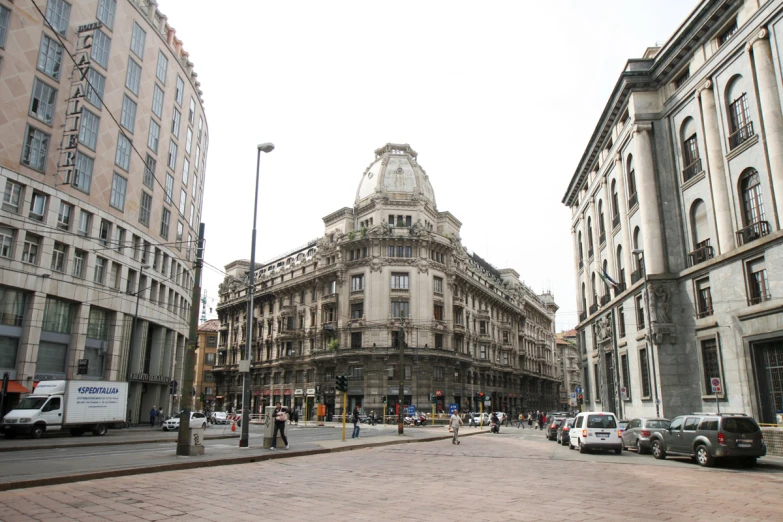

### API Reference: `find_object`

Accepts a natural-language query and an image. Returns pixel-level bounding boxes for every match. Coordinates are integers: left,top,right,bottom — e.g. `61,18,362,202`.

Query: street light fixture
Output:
240,142,274,448
632,248,661,418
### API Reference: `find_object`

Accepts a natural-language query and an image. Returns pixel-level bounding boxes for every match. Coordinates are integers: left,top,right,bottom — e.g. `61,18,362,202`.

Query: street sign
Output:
620,386,628,400
570,393,576,399
449,403,458,415
77,359,89,375
575,386,583,394
407,405,416,415
710,377,722,394
484,399,491,407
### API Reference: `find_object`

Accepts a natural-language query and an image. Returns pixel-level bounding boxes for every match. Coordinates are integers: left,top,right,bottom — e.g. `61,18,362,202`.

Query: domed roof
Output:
355,143,436,208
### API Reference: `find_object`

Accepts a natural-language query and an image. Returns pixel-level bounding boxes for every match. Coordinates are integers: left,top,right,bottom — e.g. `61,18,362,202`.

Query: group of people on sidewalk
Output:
513,411,548,430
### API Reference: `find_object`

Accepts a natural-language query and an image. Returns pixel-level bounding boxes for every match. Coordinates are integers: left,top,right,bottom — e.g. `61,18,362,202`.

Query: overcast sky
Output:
157,0,699,331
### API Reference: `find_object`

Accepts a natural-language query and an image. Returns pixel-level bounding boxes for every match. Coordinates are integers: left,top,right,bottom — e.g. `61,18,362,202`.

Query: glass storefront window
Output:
87,308,108,340
36,341,68,375
42,297,73,333
83,347,104,377
0,336,18,369
0,287,26,326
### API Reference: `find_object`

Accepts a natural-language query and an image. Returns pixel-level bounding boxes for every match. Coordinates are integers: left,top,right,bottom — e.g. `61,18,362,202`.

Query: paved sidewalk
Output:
0,435,781,521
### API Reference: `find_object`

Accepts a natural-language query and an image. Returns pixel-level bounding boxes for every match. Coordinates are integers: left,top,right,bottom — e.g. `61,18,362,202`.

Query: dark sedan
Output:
557,418,575,446
546,417,565,440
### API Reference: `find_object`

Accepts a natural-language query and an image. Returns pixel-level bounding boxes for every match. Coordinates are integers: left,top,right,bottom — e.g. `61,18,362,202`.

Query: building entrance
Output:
753,339,783,424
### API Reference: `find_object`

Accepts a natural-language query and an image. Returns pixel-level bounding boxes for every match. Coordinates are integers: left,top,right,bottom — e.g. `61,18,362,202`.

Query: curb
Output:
0,434,240,453
0,430,487,492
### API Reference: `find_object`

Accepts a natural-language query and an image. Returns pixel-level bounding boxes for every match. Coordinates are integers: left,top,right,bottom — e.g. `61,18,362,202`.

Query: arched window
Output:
626,155,637,208
598,201,606,244
587,217,594,257
616,244,625,286
602,259,610,296
690,199,710,248
681,118,701,181
610,179,620,230
740,170,765,226
726,75,754,150
591,273,598,305
581,282,587,312
633,227,643,272
578,231,584,267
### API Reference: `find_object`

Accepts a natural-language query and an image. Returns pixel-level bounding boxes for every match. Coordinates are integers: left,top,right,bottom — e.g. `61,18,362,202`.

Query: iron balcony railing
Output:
613,282,627,297
600,294,611,306
687,244,715,267
612,213,620,229
588,247,594,259
598,231,606,246
736,221,770,246
589,304,599,315
628,193,638,209
579,312,587,323
728,122,754,150
682,158,702,182
631,267,645,284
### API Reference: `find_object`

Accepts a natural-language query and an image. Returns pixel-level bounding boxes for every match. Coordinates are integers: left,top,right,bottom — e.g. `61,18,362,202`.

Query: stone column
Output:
580,210,590,305
601,177,617,293
67,303,90,378
613,154,633,286
749,28,783,225
632,123,666,274
698,79,736,253
17,291,46,383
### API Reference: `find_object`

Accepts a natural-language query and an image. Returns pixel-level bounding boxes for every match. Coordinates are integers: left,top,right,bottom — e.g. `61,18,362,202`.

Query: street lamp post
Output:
240,142,275,448
632,249,661,418
125,263,150,424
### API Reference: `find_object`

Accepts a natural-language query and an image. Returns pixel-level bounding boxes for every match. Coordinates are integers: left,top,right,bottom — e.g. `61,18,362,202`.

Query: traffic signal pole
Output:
398,325,405,435
341,391,347,441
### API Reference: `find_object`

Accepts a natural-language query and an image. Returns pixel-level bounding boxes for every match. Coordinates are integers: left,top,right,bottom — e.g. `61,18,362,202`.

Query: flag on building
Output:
599,268,618,288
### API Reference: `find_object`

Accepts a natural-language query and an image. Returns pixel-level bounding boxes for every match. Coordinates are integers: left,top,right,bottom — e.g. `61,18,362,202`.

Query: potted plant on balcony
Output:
327,339,340,351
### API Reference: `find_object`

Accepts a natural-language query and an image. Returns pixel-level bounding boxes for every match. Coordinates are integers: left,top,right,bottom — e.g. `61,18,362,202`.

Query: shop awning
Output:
215,396,224,399
4,381,30,394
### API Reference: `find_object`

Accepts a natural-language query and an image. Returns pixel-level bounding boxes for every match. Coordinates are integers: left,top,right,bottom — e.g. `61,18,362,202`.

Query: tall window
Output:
22,233,40,264
130,21,146,58
79,109,100,150
616,245,625,286
29,78,57,125
639,347,651,398
120,95,137,132
109,173,127,210
350,302,363,319
611,180,620,227
171,108,181,137
587,217,594,257
577,231,583,265
747,257,770,305
45,0,71,36
91,30,111,69
175,76,184,105
156,50,168,84
598,201,605,243
73,152,93,193
718,20,738,47
115,134,131,171
433,276,443,294
37,35,64,80
635,294,645,330
350,274,364,291
617,306,626,338
695,278,713,318
160,208,170,239
3,180,22,213
168,140,178,170
626,155,637,207
740,170,765,226
434,304,444,321
96,0,116,29
0,5,8,49
144,154,156,188
22,126,50,171
682,133,700,181
390,301,409,318
85,69,106,108
620,353,631,399
0,227,14,258
701,338,722,394
164,173,174,204
139,192,152,226
728,93,753,149
390,273,409,289
57,202,72,230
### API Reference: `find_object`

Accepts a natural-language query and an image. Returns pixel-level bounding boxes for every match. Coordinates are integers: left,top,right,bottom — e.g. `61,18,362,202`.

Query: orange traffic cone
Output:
231,421,236,432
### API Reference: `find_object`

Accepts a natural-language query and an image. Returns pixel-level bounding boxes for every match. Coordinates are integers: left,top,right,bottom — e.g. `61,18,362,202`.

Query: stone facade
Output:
215,144,560,418
0,0,208,424
562,0,783,423
193,319,218,410
556,330,581,410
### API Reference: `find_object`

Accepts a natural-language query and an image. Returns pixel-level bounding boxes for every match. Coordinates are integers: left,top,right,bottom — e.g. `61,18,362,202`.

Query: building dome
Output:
355,143,437,208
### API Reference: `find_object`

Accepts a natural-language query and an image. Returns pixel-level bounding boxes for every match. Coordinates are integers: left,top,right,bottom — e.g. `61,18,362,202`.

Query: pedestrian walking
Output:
351,405,361,438
157,406,163,426
504,412,512,427
450,409,463,444
528,412,533,428
270,402,289,450
149,406,157,428
291,409,299,426
518,412,524,429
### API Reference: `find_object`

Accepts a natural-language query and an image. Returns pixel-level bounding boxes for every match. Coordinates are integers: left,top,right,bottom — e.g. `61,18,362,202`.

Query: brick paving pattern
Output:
0,435,781,521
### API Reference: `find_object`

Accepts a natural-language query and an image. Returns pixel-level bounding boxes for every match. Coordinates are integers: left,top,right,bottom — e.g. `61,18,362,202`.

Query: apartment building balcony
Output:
499,320,512,330
728,122,754,150
453,323,465,334
687,241,715,267
600,294,611,306
475,309,490,321
613,282,626,297
579,312,587,323
631,267,644,284
736,221,770,247
453,295,464,306
479,333,491,342
682,158,702,182
321,293,338,305
588,303,598,315
280,305,297,316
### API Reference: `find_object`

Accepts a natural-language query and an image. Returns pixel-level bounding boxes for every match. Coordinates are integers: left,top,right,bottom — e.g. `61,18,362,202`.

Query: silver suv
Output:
649,413,766,467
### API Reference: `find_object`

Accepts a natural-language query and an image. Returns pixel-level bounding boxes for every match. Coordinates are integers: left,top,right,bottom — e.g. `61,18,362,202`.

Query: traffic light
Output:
577,394,583,406
335,374,348,393
478,391,485,400
200,391,206,404
381,395,387,403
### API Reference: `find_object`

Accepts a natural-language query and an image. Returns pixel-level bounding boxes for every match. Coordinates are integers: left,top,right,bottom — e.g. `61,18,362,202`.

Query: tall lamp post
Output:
125,263,150,424
240,142,275,448
632,249,661,418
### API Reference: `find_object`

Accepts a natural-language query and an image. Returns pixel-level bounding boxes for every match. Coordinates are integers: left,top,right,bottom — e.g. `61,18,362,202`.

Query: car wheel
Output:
91,424,107,436
651,439,666,460
31,425,45,439
636,439,647,455
579,441,587,454
695,445,714,467
740,457,757,468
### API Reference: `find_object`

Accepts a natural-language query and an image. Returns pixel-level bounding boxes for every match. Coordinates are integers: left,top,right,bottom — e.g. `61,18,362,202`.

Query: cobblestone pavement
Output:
0,434,782,521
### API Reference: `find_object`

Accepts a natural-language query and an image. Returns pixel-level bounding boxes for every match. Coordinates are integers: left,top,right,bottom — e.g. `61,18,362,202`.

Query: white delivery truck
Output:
0,380,128,439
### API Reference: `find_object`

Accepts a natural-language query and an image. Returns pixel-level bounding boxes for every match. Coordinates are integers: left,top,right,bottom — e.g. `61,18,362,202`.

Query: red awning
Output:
5,381,30,394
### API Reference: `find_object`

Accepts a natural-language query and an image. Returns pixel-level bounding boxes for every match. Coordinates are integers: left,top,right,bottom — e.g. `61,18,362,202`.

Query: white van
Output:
568,411,623,454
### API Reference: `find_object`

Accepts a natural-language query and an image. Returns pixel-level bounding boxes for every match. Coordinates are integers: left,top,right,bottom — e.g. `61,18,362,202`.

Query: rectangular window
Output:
29,78,57,125
171,108,181,138
96,0,116,29
0,226,14,259
176,222,183,249
480,345,487,359
2,180,23,213
168,140,177,170
139,191,152,226
188,203,194,226
728,93,753,150
147,119,160,153
46,0,71,36
390,272,409,289
130,21,146,58
182,158,189,185
0,5,10,49
94,256,106,284
115,226,124,253
22,232,40,264
618,306,626,338
29,192,47,221
189,97,196,123
621,353,631,399
164,173,174,204
186,127,193,154
125,58,141,95
351,275,364,291
109,172,127,210
78,109,100,150
77,210,91,236
156,50,168,84
435,333,444,349
390,301,409,318
71,249,84,278
85,68,105,108
37,35,64,80
91,30,111,69
115,134,131,171
434,304,444,321
639,347,651,398
695,278,713,318
718,20,738,47
350,301,363,319
433,276,443,294
747,257,770,305
144,154,156,188
22,126,50,171
56,201,72,230
701,338,722,395
674,69,690,90
351,332,362,349
71,152,94,193
175,76,184,105
151,84,164,118
179,189,186,215
98,219,111,246
120,95,137,133
160,208,170,238
635,294,645,330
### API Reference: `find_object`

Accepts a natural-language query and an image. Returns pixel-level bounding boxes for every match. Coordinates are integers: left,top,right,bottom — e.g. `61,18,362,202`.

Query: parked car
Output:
469,412,490,427
546,417,565,440
569,411,623,454
493,412,507,424
210,412,228,425
621,418,670,454
557,418,575,446
618,420,630,433
649,413,765,467
162,412,208,431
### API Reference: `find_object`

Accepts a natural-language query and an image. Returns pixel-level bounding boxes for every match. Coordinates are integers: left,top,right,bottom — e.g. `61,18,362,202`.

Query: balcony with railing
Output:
321,292,338,304
631,267,645,284
588,303,599,315
598,231,606,246
612,213,620,229
578,259,584,270
579,312,587,323
588,247,594,260
600,294,611,306
728,122,754,150
628,192,638,209
687,240,715,267
736,221,770,247
613,282,626,297
682,158,702,182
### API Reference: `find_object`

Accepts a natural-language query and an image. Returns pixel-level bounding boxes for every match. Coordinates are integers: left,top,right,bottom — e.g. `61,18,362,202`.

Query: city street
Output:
1,426,782,521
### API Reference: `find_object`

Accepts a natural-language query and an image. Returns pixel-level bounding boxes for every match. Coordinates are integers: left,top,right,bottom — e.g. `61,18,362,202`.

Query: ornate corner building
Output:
0,0,208,423
214,144,560,417
562,0,783,422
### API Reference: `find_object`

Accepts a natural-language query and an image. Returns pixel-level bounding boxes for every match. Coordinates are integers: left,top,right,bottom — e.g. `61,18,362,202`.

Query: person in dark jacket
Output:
351,405,361,438
270,402,289,450
149,406,157,428
490,412,500,434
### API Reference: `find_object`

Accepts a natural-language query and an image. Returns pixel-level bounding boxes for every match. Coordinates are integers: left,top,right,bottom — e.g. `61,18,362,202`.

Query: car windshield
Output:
645,420,669,429
722,417,759,433
566,419,575,427
586,415,617,429
618,421,629,429
13,397,47,410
